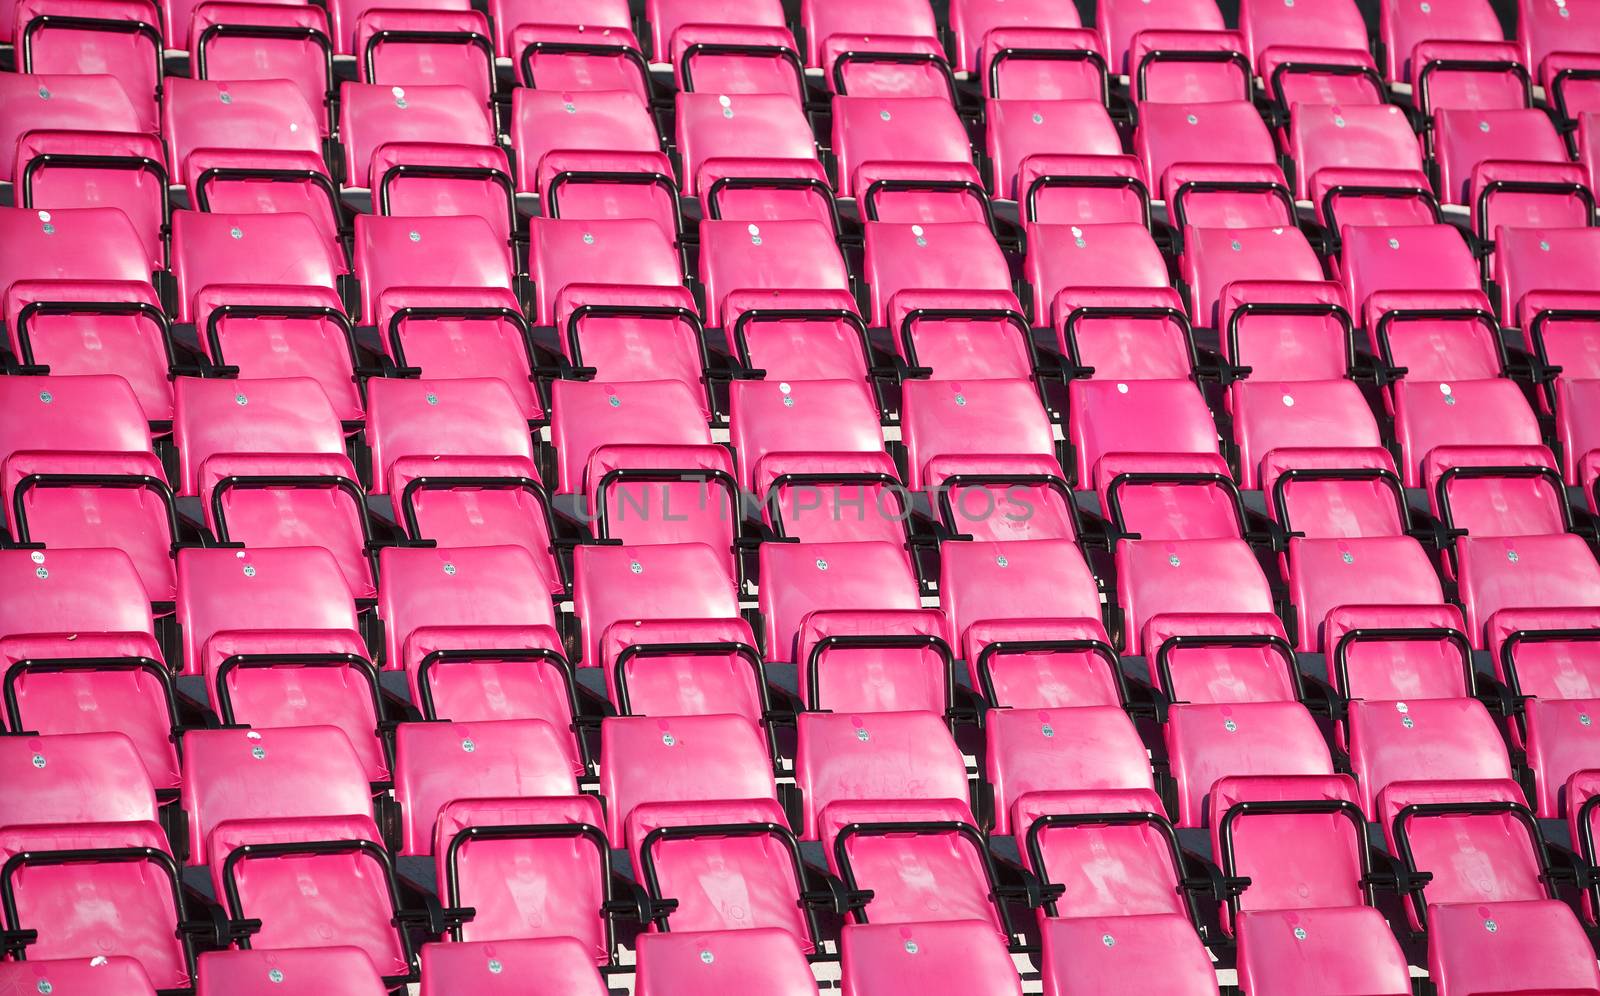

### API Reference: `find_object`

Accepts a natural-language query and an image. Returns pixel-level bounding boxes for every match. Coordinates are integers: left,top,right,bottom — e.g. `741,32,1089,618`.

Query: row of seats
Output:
7,368,1600,655
7,704,1600,995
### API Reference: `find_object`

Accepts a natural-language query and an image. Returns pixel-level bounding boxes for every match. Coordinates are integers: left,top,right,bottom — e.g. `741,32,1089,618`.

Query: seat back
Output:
599,714,776,841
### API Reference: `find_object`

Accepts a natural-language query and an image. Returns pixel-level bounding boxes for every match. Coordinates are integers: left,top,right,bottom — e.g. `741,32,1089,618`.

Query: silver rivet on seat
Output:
461,738,475,752
700,951,714,964
231,227,243,240
1293,926,1308,940
880,109,892,120
268,968,284,983
443,563,457,576
1102,933,1115,948
409,230,421,242
488,960,503,974
31,753,46,769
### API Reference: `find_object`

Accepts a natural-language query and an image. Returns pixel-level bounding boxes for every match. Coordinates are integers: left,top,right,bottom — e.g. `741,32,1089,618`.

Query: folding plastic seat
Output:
1378,778,1554,931
1,277,175,432
601,713,776,842
829,95,974,201
15,129,167,273
429,796,611,956
337,79,490,195
1095,0,1226,77
377,546,575,756
0,378,174,601
1115,537,1277,656
1041,914,1218,996
0,73,143,180
755,447,912,552
1093,452,1242,548
176,545,359,678
1239,0,1376,100
938,539,1114,705
1496,225,1600,329
1126,29,1252,106
644,0,786,60
1518,0,1600,105
1489,608,1600,817
1431,108,1567,209
1356,287,1505,389
1232,382,1385,497
1340,224,1481,344
1212,280,1350,387
1067,377,1220,486
667,22,804,101
985,705,1156,838
511,87,662,198
696,158,839,238
840,920,1022,996
0,957,157,996
549,377,718,507
1167,697,1333,827
572,542,740,670
353,215,538,414
790,608,957,716
1259,445,1401,538
1132,101,1277,205
0,732,200,990
196,947,388,995
1043,288,1196,385
528,217,682,331
802,717,1014,945
190,2,335,135
176,377,374,597
888,288,1039,386
1025,221,1170,328
393,718,577,857
180,727,424,986
366,382,560,589
0,547,157,687
420,937,608,996
1287,102,1423,205
16,0,161,112
1180,226,1321,331
900,378,1057,493
1457,532,1600,648
862,221,1012,329
0,209,153,345
636,929,820,996
1474,161,1594,254
1019,154,1151,227
1431,899,1600,996
369,139,515,242
1321,603,1473,732
794,709,970,837
168,210,343,340
0,630,180,793
1214,775,1412,995
699,218,850,329
162,78,341,262
1140,613,1303,711
985,98,1120,200
1391,377,1541,489
510,20,647,104
802,0,936,67
727,376,883,492
625,795,819,946
758,540,921,665
1423,444,1567,541
953,0,1081,74
351,7,494,110
1286,522,1447,652
673,91,820,200
978,27,1109,103
1379,0,1506,84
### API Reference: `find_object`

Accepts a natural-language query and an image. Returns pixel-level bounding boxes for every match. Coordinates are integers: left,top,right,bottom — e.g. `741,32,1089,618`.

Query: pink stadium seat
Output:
420,937,608,995
190,2,334,134
0,958,158,996
840,919,1022,996
637,929,819,996
1042,914,1218,996
196,947,388,996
